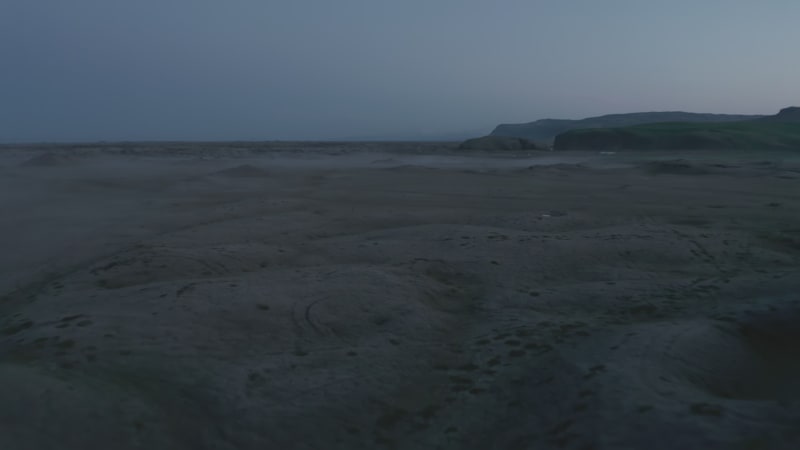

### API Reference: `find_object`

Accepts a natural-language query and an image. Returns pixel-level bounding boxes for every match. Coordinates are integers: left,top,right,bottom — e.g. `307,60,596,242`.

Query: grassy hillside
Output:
491,112,763,142
554,115,800,151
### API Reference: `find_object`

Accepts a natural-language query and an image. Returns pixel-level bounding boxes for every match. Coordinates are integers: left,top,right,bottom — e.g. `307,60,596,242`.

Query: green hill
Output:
553,107,800,151
491,112,763,143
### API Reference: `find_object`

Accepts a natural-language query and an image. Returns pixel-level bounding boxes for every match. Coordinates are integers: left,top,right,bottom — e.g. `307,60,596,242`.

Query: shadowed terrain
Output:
1,143,799,449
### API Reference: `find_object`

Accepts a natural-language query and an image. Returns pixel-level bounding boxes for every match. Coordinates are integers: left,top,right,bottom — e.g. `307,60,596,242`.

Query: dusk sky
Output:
2,1,799,142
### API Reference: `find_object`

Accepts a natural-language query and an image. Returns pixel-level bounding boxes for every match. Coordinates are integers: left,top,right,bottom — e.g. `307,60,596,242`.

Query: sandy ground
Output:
1,143,799,449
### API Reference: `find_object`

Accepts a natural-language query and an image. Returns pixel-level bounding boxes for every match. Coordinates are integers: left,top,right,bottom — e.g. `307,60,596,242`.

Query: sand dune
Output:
0,144,799,449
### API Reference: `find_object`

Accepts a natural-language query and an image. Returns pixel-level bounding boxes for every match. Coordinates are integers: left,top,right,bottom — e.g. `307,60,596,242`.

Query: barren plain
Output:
1,142,799,449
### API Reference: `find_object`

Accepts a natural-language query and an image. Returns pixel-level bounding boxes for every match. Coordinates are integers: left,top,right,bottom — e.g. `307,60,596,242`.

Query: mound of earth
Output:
211,164,270,178
640,160,712,175
458,135,542,151
20,152,78,167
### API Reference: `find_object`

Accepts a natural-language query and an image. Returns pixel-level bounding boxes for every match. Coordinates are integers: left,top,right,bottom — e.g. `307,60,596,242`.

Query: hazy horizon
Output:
2,1,799,143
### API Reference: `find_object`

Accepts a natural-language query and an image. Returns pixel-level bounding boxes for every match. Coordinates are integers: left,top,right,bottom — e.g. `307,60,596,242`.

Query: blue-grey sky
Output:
2,0,799,142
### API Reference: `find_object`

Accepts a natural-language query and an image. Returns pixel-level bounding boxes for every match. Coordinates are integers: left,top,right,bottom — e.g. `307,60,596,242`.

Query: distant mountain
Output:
553,107,800,151
491,112,764,143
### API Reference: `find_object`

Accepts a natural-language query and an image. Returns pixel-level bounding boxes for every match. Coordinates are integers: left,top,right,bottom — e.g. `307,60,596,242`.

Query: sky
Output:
1,0,799,142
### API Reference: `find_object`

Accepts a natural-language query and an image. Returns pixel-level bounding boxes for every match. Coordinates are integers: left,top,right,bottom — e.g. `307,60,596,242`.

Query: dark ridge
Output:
491,112,764,143
552,107,800,151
